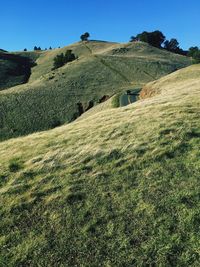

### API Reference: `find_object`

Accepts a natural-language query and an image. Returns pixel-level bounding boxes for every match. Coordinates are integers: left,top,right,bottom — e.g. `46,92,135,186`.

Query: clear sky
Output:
1,0,200,51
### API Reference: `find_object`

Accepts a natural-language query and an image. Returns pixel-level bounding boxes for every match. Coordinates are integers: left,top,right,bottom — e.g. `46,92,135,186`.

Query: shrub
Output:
53,53,65,69
112,93,121,108
192,52,200,63
64,50,76,63
53,50,76,70
188,47,200,63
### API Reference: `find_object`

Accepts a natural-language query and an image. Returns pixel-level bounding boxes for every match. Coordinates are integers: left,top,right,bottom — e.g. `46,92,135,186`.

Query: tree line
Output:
130,30,200,63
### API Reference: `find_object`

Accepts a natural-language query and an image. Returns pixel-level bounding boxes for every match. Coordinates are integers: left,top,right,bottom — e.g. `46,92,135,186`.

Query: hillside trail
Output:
83,42,157,83
83,42,131,83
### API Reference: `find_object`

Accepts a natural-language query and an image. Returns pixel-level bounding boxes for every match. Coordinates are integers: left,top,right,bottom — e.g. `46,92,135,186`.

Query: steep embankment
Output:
0,64,200,266
0,41,191,141
0,52,38,90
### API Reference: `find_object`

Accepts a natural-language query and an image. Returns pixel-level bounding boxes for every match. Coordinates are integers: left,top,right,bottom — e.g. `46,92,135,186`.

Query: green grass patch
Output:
111,93,121,108
8,158,24,172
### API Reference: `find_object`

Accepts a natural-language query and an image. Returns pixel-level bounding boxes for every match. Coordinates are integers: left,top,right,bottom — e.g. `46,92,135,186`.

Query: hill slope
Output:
0,64,200,266
0,52,38,91
0,41,191,141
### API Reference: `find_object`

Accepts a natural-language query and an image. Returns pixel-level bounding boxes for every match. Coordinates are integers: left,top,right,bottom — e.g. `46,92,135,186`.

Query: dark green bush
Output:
9,158,23,172
80,32,90,41
136,30,166,48
53,50,76,70
188,47,200,63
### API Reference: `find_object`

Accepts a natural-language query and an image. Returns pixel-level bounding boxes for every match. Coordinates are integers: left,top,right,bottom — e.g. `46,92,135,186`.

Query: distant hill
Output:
0,40,191,141
0,64,200,266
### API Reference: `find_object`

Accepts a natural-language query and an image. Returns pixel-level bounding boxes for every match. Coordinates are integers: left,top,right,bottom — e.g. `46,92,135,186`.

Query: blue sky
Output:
1,0,200,51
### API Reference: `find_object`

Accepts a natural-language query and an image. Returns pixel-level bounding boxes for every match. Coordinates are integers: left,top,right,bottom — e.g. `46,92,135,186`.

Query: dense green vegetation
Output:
130,31,187,56
134,30,166,48
0,41,191,141
188,46,200,63
80,32,90,41
53,50,76,69
0,52,37,90
0,64,200,266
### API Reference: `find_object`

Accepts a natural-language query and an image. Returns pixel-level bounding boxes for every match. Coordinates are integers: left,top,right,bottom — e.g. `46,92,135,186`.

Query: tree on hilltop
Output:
135,30,166,48
80,32,90,41
164,38,180,52
130,36,138,42
34,46,42,51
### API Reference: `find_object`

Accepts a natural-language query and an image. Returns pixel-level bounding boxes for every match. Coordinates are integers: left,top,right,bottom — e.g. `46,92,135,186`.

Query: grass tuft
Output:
8,158,24,172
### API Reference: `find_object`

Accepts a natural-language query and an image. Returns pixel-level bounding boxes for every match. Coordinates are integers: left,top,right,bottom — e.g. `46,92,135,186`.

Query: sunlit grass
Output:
0,64,200,266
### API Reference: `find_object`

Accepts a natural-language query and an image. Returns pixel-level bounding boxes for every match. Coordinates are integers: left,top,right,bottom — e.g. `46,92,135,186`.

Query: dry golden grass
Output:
0,64,200,164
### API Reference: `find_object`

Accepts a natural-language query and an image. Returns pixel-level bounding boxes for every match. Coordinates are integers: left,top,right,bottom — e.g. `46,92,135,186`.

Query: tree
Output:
188,46,200,63
49,46,52,50
164,38,179,52
188,46,199,56
130,36,138,42
136,30,166,48
193,51,200,63
34,46,42,51
64,50,76,63
80,32,90,41
53,53,65,69
24,48,27,51
164,38,187,55
136,31,149,43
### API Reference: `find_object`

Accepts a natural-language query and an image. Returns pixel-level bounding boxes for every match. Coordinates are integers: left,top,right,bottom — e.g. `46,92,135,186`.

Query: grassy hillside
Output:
0,41,191,141
0,64,200,266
